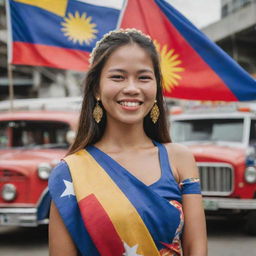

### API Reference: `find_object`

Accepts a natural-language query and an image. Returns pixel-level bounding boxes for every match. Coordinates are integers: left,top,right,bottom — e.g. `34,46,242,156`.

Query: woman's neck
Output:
95,120,153,152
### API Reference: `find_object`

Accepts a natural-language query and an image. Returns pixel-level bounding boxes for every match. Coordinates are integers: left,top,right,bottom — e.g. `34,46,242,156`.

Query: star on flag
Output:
123,242,142,256
60,180,75,198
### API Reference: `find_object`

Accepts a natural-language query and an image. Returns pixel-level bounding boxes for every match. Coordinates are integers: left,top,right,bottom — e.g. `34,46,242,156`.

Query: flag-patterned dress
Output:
48,141,201,256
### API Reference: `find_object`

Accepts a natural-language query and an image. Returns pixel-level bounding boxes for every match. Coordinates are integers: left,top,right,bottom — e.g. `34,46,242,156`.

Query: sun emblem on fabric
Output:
154,41,185,92
61,11,98,45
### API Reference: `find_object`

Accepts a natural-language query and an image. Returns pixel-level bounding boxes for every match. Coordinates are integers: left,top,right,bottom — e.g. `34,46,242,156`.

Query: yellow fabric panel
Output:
14,0,68,17
65,150,160,256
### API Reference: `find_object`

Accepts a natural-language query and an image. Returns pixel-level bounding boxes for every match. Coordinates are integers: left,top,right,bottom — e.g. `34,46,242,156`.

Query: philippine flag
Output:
121,0,256,101
6,0,123,71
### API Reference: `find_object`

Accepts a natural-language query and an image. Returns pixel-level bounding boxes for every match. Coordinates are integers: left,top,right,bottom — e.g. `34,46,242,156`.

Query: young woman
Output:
48,29,207,256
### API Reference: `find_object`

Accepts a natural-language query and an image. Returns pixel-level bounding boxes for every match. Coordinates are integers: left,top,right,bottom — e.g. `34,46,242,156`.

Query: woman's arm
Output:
167,143,208,256
182,194,207,256
49,201,78,256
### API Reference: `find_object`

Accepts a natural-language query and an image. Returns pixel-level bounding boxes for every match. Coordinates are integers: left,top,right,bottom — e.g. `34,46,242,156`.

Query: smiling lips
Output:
117,100,143,110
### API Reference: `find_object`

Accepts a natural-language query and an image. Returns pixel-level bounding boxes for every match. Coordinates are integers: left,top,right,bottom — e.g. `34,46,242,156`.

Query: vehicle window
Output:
0,123,8,148
0,121,70,149
171,118,244,143
249,120,256,145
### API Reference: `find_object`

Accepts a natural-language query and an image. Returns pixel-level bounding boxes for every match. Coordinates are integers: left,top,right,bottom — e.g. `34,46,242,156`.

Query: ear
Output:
94,85,100,100
94,93,100,101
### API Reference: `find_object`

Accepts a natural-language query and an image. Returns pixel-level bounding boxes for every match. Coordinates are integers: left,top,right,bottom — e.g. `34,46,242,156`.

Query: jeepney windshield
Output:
171,118,244,143
0,120,70,149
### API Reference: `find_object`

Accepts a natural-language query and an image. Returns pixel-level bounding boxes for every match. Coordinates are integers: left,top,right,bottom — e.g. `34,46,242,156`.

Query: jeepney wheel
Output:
245,211,256,236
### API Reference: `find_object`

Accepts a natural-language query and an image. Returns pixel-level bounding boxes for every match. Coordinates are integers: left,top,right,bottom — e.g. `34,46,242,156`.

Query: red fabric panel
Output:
78,194,124,256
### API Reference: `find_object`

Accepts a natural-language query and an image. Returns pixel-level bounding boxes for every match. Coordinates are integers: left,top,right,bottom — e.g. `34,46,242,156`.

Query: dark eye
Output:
110,75,124,81
139,76,152,81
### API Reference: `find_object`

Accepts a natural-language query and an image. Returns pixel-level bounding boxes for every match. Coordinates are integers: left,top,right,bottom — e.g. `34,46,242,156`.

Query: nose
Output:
122,79,140,95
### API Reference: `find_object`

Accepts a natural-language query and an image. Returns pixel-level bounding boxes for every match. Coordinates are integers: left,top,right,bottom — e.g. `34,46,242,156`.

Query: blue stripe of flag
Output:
10,0,120,52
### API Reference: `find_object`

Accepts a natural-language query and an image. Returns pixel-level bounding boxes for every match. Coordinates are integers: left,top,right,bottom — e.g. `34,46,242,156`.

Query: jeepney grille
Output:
0,169,26,182
198,163,233,196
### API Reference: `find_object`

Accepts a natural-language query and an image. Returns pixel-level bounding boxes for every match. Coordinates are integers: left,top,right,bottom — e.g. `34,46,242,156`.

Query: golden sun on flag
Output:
61,11,98,45
154,40,185,92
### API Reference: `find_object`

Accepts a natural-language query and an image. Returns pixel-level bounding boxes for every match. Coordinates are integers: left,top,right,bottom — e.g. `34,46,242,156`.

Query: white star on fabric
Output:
60,180,75,198
123,242,143,256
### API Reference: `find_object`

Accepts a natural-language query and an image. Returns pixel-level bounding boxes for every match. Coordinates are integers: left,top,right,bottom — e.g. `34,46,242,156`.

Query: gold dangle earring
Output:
150,100,160,124
93,98,103,123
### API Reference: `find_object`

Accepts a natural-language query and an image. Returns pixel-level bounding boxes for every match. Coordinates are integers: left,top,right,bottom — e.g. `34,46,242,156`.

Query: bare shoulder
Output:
164,143,199,182
164,142,193,157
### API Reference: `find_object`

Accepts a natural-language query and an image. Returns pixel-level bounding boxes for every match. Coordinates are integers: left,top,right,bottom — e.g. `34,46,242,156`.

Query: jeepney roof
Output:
169,102,256,120
0,97,82,112
170,111,255,120
0,111,79,130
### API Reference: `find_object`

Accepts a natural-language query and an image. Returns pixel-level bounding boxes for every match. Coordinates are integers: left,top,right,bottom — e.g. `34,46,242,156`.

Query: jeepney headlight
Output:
37,163,52,180
245,166,256,183
1,184,17,201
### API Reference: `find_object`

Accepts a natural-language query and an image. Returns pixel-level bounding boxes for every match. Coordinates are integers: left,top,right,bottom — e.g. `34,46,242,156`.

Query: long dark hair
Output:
68,29,171,155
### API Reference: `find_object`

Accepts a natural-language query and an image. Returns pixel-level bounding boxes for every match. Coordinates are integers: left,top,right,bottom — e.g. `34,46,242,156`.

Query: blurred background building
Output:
0,0,256,100
203,0,256,76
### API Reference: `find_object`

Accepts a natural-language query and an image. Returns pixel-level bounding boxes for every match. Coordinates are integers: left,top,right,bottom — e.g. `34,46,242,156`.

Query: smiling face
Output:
98,43,157,126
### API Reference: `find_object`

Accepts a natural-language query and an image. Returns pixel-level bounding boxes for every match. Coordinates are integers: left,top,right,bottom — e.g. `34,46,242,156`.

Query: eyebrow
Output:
108,68,154,74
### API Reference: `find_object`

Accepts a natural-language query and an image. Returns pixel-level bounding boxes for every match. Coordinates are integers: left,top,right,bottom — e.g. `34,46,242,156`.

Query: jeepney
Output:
0,111,78,226
170,104,256,235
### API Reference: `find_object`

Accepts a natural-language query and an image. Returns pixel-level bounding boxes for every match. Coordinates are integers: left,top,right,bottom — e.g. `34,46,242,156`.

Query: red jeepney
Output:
0,111,78,226
170,105,256,235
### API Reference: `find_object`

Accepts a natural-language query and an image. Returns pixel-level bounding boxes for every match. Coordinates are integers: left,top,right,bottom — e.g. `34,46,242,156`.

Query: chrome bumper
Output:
203,197,256,211
0,208,48,227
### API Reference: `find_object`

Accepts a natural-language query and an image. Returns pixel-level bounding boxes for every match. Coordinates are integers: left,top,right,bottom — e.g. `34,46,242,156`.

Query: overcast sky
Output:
167,0,221,28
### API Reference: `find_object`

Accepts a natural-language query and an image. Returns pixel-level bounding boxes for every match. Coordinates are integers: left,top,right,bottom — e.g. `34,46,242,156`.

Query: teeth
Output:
119,101,140,107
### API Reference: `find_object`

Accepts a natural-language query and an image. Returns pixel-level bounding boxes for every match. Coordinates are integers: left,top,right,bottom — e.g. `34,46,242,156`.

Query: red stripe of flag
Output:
12,42,90,71
78,194,124,256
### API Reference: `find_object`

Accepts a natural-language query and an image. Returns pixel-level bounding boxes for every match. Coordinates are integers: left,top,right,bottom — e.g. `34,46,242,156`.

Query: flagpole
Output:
5,0,14,111
7,63,14,111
